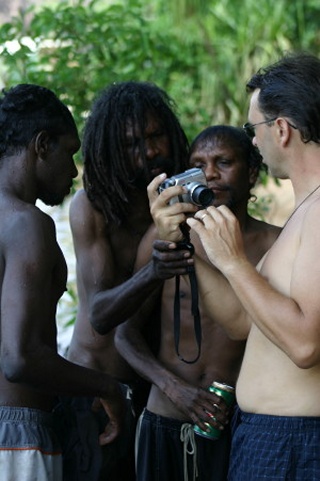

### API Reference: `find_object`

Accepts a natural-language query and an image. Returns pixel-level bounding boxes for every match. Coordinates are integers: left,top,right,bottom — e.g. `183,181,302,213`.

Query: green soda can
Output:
193,381,235,440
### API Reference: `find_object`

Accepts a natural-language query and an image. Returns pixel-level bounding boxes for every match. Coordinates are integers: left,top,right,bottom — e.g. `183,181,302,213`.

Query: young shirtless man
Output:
184,53,320,480
0,84,126,481
116,125,281,480
66,81,190,480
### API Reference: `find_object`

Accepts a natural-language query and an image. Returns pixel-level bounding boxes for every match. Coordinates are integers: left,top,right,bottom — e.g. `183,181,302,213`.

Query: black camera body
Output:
158,167,214,208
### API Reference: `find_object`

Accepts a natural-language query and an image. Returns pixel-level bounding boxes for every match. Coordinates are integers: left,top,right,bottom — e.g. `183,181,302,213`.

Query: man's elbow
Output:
89,296,111,334
1,351,28,383
90,294,123,335
114,324,128,356
291,342,320,369
90,313,107,335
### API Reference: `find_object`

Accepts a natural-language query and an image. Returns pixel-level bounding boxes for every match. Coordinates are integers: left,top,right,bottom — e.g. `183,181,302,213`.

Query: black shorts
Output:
55,385,136,481
136,408,231,481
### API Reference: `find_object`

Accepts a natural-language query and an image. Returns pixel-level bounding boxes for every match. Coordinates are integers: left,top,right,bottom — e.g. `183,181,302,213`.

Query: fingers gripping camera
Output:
158,168,214,208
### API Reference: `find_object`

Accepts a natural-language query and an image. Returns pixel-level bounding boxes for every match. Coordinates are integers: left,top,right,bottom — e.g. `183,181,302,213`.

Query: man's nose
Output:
145,138,160,158
204,164,219,180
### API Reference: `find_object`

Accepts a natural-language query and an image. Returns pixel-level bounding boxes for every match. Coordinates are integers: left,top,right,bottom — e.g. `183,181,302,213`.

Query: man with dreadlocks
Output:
66,81,190,480
115,125,281,481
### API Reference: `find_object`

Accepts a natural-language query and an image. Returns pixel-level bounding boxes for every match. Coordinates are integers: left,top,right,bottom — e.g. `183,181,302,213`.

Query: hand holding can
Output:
194,381,235,440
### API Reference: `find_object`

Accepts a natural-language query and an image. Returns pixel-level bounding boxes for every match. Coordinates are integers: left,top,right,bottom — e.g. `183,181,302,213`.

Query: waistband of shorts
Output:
240,409,320,429
0,406,53,425
143,408,190,429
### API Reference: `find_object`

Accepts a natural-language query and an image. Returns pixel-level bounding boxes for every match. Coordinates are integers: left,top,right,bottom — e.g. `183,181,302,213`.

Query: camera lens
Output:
191,185,214,207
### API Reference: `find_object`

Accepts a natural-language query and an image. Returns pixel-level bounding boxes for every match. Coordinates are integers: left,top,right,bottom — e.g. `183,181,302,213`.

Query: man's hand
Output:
152,239,194,279
91,384,126,446
165,378,231,432
147,174,198,242
187,205,246,273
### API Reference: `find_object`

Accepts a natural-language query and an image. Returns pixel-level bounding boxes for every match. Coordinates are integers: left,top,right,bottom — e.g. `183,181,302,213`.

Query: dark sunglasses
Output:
243,118,298,139
242,118,277,138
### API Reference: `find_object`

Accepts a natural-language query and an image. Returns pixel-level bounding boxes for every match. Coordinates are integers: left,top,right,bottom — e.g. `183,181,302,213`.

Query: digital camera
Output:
158,167,214,207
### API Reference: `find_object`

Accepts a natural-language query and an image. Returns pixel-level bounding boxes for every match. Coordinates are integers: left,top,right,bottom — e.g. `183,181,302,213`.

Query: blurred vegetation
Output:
0,0,318,217
0,0,319,141
0,0,319,330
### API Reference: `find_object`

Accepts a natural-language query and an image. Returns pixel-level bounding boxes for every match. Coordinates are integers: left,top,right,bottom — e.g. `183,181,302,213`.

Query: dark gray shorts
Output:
0,406,62,480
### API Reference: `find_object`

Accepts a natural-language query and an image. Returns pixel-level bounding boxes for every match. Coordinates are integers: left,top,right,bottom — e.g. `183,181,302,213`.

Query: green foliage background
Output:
0,0,319,222
0,0,319,143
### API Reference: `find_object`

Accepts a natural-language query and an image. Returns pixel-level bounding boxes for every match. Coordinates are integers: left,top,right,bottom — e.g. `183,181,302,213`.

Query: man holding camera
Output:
115,125,281,481
66,81,192,480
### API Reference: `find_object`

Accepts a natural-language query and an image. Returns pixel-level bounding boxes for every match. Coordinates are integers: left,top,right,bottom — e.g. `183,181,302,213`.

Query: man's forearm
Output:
90,261,163,334
194,256,250,340
115,321,172,391
222,259,311,367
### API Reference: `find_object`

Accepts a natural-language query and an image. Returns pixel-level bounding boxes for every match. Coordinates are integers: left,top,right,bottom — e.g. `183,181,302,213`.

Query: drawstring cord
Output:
180,423,198,481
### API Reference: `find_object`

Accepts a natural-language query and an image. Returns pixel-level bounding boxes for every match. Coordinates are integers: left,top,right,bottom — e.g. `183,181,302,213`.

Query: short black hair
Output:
82,81,189,225
246,52,320,144
190,125,263,175
0,83,77,158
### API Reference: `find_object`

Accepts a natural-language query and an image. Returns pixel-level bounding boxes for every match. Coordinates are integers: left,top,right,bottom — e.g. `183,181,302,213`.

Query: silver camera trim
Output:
158,167,213,207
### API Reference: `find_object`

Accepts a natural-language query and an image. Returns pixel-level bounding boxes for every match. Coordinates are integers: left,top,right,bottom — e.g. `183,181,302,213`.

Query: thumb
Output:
147,173,167,204
99,420,120,446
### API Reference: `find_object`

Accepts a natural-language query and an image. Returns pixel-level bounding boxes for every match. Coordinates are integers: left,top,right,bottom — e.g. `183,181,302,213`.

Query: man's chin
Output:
39,194,65,206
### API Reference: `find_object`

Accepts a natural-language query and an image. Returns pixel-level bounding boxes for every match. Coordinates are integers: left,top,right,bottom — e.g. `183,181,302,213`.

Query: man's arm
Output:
192,253,250,340
115,289,230,431
147,174,198,242
187,203,320,368
69,190,193,335
146,171,251,340
1,210,125,443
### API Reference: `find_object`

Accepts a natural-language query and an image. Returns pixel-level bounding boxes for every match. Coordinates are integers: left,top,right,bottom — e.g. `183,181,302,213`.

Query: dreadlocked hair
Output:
82,81,189,226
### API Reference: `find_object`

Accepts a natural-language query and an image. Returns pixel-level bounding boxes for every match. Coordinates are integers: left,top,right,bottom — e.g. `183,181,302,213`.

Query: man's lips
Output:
208,186,227,194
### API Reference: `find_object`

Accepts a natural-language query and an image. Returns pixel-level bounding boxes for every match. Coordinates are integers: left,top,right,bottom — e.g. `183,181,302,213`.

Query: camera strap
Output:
174,240,202,364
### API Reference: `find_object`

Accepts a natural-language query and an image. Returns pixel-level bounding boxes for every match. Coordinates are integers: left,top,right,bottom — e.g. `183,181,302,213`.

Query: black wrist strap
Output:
174,241,202,364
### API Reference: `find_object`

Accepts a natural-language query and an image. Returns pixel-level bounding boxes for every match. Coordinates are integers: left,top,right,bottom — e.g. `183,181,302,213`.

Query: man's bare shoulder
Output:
245,216,282,265
70,188,97,221
2,201,54,237
0,203,57,268
69,188,110,239
303,195,320,224
249,216,281,239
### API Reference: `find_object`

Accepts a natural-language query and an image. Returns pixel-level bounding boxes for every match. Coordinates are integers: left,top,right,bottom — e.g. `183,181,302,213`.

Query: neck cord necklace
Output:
284,184,320,228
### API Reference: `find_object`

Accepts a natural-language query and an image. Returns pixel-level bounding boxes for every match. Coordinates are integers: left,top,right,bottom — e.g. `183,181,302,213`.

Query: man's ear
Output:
275,118,291,147
34,131,50,159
